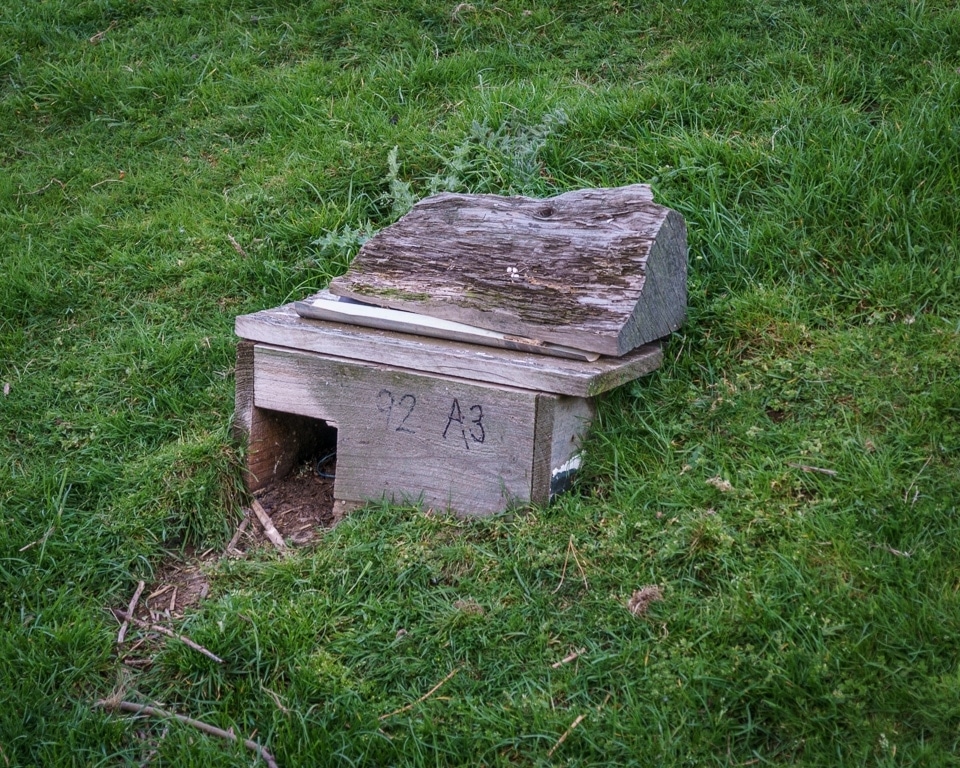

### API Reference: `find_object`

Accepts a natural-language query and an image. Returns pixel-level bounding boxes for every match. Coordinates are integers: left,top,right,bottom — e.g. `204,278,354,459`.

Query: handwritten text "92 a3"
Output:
377,389,485,449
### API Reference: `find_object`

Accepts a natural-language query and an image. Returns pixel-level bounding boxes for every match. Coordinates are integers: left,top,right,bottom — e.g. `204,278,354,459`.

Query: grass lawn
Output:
1,0,959,764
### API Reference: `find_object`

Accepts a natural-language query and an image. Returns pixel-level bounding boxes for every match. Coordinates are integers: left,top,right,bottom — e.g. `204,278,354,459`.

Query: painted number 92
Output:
378,389,417,434
376,391,486,450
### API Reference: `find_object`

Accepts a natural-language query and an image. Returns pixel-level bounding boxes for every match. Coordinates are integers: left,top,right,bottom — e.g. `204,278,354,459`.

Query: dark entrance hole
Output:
249,410,340,542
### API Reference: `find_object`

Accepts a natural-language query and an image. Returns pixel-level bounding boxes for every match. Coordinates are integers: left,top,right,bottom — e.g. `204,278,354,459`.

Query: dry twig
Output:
125,637,147,655
553,542,571,593
379,667,460,720
568,538,589,591
251,499,286,551
89,20,118,44
226,509,252,553
91,172,125,189
122,658,153,668
147,584,172,601
19,525,55,552
886,547,912,558
904,457,932,504
227,234,249,259
547,714,586,757
95,700,278,768
551,648,585,669
112,609,223,664
117,581,146,644
871,543,912,558
788,463,838,476
261,684,291,715
26,178,66,196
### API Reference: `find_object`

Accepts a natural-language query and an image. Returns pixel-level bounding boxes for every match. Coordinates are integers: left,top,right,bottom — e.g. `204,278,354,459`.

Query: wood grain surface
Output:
236,303,663,398
253,345,551,514
328,184,687,355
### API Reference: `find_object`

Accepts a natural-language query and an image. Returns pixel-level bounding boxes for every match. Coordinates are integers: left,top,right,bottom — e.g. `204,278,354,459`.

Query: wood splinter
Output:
551,648,586,669
251,499,287,551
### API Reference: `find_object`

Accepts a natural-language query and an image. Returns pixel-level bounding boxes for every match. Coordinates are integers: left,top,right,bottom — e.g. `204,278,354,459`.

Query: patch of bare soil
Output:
245,460,337,549
136,557,216,623
113,459,337,666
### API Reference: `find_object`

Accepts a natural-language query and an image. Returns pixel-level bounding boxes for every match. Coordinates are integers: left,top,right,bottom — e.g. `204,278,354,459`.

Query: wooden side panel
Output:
619,210,688,354
233,341,322,491
530,395,557,506
233,340,256,445
253,345,541,516
549,397,596,471
549,397,596,497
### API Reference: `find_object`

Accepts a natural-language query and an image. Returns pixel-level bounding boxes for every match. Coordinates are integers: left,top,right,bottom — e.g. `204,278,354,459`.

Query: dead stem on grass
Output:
225,509,252,554
117,581,145,644
547,713,587,757
788,463,838,476
553,535,589,593
904,457,932,505
227,234,249,259
111,610,223,664
379,667,461,720
88,20,118,45
95,700,278,768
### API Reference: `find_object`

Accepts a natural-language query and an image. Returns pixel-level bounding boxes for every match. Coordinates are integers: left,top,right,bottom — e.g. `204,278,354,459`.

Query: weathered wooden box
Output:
234,184,686,516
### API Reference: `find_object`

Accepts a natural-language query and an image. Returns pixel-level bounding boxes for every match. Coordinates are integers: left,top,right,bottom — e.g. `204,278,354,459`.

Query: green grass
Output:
2,0,959,764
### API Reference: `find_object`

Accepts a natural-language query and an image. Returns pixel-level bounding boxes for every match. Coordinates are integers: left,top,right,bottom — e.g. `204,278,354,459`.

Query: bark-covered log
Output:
328,184,687,356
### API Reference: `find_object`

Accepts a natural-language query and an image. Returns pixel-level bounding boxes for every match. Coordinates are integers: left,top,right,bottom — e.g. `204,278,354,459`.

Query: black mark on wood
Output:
396,394,417,433
469,404,485,444
443,398,485,449
378,389,417,434
444,398,469,449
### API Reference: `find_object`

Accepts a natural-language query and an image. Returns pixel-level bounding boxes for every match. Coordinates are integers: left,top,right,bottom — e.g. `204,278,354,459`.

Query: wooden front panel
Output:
253,345,548,515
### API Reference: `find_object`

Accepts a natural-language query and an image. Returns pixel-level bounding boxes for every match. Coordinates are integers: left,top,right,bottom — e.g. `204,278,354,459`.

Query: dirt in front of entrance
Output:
116,459,338,639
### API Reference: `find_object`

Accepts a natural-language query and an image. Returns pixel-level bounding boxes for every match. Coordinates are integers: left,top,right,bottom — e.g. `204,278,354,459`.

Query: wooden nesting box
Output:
234,184,686,516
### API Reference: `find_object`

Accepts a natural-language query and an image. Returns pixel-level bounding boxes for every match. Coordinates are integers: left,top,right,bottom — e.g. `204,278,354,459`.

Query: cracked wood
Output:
329,184,687,356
